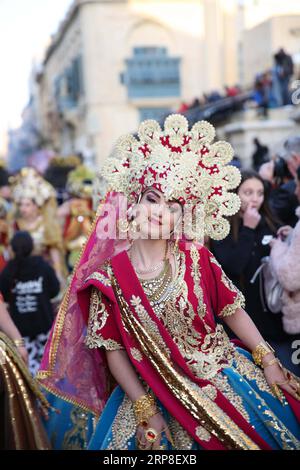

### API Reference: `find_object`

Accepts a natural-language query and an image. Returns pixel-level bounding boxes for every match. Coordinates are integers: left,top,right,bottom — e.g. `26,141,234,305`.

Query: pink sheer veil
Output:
38,191,131,415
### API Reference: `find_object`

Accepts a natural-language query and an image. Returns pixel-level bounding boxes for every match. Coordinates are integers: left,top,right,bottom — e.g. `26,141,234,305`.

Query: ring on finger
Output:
145,428,159,443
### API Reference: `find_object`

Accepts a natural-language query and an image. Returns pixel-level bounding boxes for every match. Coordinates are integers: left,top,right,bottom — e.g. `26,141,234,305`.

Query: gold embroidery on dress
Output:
85,271,111,287
111,272,259,450
62,408,89,449
130,295,171,358
85,287,123,351
195,426,211,442
190,245,208,325
130,348,143,362
234,351,273,395
158,262,201,359
107,395,137,450
189,324,236,380
201,384,218,401
168,417,194,449
210,373,250,422
263,409,300,450
209,253,245,317
232,352,300,449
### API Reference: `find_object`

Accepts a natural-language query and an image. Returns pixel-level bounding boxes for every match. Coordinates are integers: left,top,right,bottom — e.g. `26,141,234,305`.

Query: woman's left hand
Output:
263,361,300,403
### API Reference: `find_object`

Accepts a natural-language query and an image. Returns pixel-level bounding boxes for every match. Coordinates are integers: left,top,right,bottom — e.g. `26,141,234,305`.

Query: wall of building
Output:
243,15,300,86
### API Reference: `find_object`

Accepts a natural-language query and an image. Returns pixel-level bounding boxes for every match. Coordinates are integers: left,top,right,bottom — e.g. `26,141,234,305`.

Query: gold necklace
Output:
140,260,173,303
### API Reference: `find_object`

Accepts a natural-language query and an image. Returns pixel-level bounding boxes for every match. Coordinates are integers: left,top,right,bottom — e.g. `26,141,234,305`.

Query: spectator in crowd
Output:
225,84,241,98
0,166,12,212
252,137,269,171
253,72,272,117
274,48,294,106
270,166,300,338
177,101,189,114
259,136,300,226
230,154,242,170
210,170,298,373
0,231,60,376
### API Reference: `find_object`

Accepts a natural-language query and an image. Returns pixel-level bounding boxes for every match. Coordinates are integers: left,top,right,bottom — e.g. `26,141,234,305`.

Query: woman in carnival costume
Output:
38,115,300,450
58,165,96,271
10,168,67,285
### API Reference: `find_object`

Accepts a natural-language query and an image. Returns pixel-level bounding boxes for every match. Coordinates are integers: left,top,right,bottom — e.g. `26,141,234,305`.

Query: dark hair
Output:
297,165,300,181
11,231,34,259
8,231,34,293
230,170,278,241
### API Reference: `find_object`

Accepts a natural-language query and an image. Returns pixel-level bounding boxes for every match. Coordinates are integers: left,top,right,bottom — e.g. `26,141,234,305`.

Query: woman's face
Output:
19,198,39,219
238,178,264,213
132,188,182,239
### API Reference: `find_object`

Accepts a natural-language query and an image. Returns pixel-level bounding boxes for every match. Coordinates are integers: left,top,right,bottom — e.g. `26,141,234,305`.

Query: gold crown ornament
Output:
100,114,241,241
11,167,57,208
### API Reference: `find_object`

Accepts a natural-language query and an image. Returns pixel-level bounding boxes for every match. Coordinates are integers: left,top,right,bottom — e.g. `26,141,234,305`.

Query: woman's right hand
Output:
243,205,261,229
136,412,173,450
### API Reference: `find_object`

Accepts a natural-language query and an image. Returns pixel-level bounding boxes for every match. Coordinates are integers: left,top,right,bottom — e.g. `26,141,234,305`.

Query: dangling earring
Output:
129,218,138,234
172,219,182,253
118,218,130,233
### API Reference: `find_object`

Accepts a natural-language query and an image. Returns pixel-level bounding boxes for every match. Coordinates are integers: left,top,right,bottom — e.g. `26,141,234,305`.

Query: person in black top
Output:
252,137,269,171
211,170,299,374
259,136,300,227
0,231,60,375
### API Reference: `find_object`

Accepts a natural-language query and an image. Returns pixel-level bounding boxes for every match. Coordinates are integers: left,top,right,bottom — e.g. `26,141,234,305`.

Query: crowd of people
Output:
176,48,296,120
0,160,96,378
0,115,300,450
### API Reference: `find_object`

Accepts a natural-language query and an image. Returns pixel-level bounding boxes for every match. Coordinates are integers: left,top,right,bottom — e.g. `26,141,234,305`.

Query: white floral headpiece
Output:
12,168,57,208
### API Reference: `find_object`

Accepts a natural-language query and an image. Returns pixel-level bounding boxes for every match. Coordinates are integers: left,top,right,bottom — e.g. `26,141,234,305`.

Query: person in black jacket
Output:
211,170,299,374
0,231,60,375
259,136,300,227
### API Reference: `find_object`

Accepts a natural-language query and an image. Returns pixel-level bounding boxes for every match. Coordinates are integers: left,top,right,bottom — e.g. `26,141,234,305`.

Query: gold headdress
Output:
67,165,95,198
100,114,241,240
11,168,57,208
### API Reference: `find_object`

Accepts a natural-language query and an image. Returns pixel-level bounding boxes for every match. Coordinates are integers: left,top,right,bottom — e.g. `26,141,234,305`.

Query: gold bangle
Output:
263,358,278,369
252,341,275,367
133,394,158,427
13,338,25,348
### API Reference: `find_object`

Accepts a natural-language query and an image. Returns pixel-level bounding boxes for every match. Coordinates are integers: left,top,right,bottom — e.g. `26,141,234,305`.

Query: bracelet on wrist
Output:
252,341,275,368
262,358,278,369
13,338,25,348
133,393,158,427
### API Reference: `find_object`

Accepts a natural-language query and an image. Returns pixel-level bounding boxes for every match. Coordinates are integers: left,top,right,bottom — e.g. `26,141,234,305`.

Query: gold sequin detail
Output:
85,287,123,351
130,295,171,358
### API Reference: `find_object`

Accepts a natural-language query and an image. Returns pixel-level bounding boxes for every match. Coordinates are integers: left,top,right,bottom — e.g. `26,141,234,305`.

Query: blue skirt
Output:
43,349,300,450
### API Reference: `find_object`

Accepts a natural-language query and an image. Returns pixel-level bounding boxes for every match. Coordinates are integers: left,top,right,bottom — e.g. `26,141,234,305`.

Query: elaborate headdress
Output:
101,114,241,240
67,165,95,198
11,167,57,208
